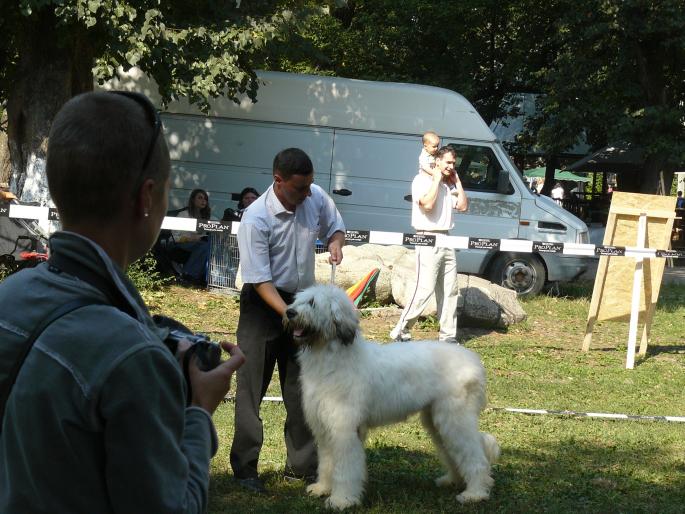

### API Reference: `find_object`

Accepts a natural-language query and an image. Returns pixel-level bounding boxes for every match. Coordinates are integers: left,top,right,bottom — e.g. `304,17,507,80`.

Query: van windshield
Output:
446,143,512,194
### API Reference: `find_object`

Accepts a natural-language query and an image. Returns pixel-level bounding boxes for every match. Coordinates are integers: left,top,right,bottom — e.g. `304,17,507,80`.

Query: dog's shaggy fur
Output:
284,284,499,510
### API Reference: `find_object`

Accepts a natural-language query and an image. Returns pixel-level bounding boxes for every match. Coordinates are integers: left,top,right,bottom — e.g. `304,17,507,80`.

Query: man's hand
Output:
189,342,245,414
327,231,345,265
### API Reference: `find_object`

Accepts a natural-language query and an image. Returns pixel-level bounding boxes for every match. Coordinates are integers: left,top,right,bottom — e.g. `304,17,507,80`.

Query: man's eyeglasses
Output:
109,91,162,172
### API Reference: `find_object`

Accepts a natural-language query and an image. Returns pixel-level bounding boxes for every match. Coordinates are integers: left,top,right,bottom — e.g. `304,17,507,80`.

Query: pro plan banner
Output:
345,230,370,244
656,249,685,259
0,203,9,217
403,233,436,247
594,245,626,257
533,241,564,254
468,237,501,251
196,220,232,233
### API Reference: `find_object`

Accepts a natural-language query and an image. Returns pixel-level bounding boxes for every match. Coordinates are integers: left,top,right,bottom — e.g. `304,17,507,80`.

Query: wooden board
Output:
583,192,676,355
596,192,675,321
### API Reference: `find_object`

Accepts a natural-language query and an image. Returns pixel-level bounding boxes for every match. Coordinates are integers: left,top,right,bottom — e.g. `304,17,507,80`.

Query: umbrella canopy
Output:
566,142,643,174
524,167,591,182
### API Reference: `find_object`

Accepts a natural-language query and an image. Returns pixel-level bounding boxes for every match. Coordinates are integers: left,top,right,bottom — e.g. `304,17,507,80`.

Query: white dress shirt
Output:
238,183,345,293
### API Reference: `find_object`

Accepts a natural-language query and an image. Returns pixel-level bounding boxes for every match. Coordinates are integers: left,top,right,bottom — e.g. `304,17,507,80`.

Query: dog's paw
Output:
325,494,360,510
435,474,454,487
456,489,489,504
307,482,331,497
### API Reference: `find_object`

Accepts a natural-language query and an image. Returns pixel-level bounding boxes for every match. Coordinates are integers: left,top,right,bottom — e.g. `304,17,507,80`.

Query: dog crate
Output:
207,232,240,293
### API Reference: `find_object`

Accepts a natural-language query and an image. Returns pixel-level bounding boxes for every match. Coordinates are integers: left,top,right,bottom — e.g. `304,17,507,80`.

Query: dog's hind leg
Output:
325,428,367,510
431,400,494,504
419,408,463,488
307,438,334,497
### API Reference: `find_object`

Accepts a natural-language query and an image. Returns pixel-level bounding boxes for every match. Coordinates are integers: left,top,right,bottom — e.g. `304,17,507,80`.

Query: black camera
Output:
164,329,222,372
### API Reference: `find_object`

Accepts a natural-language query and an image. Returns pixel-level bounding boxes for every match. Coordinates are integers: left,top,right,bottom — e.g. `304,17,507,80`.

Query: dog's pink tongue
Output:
293,328,304,337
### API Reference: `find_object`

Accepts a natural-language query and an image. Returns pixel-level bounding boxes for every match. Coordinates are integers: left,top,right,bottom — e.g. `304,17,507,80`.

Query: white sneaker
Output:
389,326,411,342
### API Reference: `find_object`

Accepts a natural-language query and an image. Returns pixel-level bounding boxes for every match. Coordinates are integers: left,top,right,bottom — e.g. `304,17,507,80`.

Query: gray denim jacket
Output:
0,231,217,513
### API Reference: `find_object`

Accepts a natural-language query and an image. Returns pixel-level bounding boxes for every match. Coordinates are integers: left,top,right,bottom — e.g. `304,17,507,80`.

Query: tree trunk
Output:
540,154,558,197
0,111,9,188
7,11,93,204
639,154,673,195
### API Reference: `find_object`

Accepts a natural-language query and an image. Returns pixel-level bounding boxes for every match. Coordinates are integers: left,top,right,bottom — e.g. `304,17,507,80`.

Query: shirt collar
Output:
266,183,294,216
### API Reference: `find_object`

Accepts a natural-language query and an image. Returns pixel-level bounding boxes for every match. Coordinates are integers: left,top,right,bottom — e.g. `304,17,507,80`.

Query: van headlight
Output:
576,230,589,244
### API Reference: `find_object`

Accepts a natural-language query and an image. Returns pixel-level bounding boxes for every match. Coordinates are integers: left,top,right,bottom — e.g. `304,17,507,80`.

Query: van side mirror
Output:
497,169,510,194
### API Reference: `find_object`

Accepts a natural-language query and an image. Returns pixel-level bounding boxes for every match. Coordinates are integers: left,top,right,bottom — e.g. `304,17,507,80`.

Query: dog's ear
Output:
335,319,356,345
332,297,358,346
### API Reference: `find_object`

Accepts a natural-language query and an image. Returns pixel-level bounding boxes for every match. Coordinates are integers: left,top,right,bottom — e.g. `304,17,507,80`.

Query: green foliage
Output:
0,1,318,112
528,0,685,179
126,251,171,292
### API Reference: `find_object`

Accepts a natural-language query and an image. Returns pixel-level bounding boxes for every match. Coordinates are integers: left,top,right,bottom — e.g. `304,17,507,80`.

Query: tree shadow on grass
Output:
207,437,684,513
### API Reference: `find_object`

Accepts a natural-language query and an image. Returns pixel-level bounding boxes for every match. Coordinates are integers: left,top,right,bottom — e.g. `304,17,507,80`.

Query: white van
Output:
109,69,590,296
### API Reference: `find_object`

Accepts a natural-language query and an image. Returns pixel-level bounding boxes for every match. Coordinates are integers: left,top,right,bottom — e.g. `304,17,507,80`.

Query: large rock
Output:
390,249,526,328
314,244,402,304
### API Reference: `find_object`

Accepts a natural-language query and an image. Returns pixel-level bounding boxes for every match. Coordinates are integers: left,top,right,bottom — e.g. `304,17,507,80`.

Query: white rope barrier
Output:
3,203,684,259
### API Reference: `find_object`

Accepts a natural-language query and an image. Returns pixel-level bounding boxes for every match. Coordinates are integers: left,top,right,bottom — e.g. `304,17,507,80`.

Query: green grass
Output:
150,281,685,513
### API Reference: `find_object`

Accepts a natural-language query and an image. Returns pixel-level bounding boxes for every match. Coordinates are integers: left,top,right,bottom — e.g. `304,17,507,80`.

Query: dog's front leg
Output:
307,439,334,497
325,430,367,510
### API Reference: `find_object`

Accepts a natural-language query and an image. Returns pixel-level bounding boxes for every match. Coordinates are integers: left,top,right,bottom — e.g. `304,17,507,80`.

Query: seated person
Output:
222,187,260,221
172,188,212,283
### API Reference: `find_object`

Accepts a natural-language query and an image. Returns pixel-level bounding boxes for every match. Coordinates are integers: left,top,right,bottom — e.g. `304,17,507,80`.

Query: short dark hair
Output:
273,148,313,180
435,146,456,160
238,187,259,209
47,92,169,225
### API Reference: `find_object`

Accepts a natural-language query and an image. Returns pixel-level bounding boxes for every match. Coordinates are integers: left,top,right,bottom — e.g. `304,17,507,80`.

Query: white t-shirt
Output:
418,148,435,174
551,185,565,200
411,173,454,231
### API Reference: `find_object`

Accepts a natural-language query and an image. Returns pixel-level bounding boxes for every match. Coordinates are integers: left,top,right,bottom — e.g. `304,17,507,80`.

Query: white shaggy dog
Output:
284,284,499,510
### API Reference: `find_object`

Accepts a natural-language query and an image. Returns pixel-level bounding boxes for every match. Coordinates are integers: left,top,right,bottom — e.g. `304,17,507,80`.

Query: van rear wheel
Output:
488,253,546,298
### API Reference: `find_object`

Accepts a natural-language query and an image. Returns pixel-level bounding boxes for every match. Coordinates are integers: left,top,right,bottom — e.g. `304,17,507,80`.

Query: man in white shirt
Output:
230,148,345,493
551,182,565,204
389,146,468,344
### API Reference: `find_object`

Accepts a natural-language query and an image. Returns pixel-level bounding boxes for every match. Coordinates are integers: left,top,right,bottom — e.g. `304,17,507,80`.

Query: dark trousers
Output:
229,284,317,479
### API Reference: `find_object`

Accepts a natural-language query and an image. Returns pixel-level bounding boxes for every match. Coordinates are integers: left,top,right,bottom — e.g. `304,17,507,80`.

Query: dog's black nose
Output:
285,308,297,319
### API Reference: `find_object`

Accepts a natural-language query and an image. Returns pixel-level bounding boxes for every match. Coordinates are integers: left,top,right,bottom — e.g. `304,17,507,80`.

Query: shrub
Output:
127,252,172,292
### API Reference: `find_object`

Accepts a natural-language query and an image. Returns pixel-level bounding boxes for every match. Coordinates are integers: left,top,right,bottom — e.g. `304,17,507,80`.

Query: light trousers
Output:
395,245,459,341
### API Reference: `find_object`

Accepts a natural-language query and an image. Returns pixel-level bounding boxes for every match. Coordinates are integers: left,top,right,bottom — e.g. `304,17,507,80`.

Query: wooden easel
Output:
582,192,676,369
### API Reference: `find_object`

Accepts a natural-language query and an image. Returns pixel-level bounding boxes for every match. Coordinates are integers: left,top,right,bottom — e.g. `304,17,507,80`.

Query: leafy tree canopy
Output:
0,0,304,111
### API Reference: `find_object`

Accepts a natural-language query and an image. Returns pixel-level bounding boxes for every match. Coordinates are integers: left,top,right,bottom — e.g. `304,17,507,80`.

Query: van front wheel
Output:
488,253,546,298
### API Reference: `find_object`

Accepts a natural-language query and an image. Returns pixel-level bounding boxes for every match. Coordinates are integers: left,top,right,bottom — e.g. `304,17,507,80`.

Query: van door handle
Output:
332,189,352,196
404,194,413,202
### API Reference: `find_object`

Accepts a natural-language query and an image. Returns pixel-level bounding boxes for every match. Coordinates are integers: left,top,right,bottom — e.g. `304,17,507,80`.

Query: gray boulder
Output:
314,244,399,303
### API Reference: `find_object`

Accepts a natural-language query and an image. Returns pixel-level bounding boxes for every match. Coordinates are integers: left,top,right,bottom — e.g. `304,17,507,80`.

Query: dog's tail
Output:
481,432,500,464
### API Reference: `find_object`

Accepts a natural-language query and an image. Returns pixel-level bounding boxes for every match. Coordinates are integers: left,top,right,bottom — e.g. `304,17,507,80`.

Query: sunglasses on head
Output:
109,91,162,172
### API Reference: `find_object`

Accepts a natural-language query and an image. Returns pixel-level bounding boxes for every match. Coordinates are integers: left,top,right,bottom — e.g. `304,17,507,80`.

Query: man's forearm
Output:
453,179,468,211
253,281,289,317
